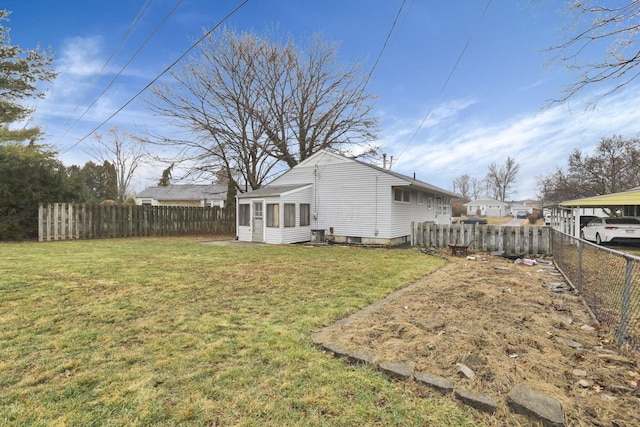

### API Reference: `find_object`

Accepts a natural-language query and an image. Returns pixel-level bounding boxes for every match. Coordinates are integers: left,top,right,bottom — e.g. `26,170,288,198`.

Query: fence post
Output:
616,259,635,346
577,239,583,292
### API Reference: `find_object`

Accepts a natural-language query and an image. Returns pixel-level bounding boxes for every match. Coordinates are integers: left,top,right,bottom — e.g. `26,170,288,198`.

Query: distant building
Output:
135,184,227,208
464,198,508,217
464,198,543,217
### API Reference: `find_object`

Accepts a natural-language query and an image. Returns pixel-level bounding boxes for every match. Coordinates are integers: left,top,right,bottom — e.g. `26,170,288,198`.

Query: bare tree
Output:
538,135,640,202
452,174,471,200
537,167,586,205
91,126,146,201
549,1,640,104
470,177,485,200
485,157,519,202
146,28,378,191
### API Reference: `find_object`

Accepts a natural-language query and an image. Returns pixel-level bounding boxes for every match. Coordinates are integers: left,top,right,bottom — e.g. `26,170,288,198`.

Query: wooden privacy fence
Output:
411,222,552,255
39,203,235,241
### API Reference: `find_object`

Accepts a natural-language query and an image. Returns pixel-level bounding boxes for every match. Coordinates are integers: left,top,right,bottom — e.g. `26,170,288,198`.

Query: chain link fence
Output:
552,230,640,351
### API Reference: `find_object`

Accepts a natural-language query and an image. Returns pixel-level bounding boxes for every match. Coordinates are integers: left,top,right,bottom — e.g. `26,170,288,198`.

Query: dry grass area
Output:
318,249,640,426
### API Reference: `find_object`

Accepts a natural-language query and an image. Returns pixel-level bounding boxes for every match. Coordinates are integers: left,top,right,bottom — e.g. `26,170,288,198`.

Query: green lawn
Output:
0,237,477,426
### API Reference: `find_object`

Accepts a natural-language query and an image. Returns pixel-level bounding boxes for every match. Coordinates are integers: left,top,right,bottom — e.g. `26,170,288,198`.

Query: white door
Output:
252,202,264,242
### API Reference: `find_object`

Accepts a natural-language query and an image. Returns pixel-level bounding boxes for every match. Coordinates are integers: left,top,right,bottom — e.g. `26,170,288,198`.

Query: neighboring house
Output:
507,204,532,217
135,184,227,207
507,199,541,216
464,198,508,217
236,149,458,246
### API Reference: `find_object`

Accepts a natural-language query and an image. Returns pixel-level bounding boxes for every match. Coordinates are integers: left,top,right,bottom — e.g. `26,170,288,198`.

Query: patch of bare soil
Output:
319,249,640,426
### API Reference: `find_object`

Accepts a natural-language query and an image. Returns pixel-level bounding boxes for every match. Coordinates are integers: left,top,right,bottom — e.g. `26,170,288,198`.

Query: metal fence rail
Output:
552,230,640,351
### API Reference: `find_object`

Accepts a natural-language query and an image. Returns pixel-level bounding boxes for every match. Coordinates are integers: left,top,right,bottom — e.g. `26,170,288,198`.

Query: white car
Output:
580,217,640,244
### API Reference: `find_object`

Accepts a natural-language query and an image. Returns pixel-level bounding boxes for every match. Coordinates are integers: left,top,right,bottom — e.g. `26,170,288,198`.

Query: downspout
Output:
314,165,319,226
374,176,379,236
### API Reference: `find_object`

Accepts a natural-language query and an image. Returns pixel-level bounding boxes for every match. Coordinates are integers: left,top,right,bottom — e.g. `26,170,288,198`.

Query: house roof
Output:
137,184,227,201
353,157,459,198
295,149,458,197
464,198,508,206
236,184,311,198
236,149,458,199
560,188,640,207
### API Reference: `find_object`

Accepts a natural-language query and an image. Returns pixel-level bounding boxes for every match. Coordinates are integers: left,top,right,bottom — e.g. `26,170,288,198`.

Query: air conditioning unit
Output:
310,229,326,243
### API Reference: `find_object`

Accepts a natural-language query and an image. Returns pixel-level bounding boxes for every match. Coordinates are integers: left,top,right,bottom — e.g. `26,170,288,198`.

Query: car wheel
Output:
595,233,602,245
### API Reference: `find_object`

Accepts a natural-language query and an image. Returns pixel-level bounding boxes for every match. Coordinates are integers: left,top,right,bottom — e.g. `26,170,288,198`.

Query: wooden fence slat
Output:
38,203,236,241
412,222,551,254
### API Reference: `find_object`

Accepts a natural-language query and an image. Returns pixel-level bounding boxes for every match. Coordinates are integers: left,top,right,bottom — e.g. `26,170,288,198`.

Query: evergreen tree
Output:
0,10,57,144
0,144,87,239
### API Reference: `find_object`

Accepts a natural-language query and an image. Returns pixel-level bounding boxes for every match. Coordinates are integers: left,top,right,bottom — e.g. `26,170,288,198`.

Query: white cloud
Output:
383,85,640,199
59,36,106,77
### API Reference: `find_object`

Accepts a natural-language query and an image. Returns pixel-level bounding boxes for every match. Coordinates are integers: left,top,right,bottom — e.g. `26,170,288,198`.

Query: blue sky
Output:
6,0,640,199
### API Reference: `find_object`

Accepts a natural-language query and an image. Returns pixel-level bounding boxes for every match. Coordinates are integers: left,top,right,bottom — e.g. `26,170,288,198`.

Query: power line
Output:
57,0,182,147
363,0,407,90
70,0,156,117
62,0,249,155
393,0,492,163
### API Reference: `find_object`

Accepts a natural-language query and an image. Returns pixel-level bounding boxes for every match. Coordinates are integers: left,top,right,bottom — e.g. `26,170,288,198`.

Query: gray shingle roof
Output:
137,184,227,201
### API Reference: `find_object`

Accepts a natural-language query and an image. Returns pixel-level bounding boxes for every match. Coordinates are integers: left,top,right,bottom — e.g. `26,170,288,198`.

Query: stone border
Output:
311,260,568,426
313,332,564,426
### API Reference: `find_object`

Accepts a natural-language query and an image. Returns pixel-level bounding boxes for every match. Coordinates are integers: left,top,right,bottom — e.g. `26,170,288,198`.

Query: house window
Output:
141,199,152,206
300,204,310,226
284,204,295,227
393,188,410,203
238,204,250,226
266,203,279,227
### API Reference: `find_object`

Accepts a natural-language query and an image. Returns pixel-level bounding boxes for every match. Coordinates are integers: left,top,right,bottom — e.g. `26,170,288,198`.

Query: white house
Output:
236,149,458,246
465,198,508,217
135,184,227,207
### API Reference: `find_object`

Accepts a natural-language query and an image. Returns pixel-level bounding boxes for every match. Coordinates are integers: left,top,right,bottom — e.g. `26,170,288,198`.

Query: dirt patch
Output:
315,249,640,426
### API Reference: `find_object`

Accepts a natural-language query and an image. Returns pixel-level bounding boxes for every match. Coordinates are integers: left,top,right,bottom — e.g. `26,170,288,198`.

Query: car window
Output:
607,217,640,225
587,219,601,226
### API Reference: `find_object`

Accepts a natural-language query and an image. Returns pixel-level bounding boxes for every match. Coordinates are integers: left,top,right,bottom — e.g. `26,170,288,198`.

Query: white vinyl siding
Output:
237,150,452,244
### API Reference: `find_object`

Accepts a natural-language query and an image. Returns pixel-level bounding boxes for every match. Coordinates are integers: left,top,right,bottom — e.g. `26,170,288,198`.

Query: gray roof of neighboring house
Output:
137,184,227,201
464,198,508,206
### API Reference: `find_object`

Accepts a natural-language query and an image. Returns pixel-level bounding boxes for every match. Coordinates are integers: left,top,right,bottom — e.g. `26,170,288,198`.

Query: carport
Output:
556,187,640,237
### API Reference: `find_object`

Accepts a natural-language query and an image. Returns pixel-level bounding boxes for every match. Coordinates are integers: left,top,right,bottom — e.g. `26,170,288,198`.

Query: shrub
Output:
527,214,538,224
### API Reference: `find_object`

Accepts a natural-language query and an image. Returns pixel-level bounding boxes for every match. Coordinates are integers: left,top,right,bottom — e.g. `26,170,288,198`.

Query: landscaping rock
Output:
320,342,375,365
414,371,454,394
346,347,376,365
455,362,476,379
556,336,583,349
454,387,498,413
507,384,564,426
572,369,587,377
551,283,572,292
378,360,414,380
321,341,349,357
578,379,592,388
